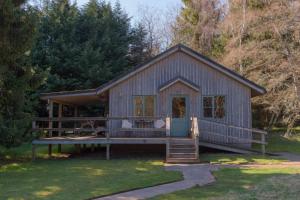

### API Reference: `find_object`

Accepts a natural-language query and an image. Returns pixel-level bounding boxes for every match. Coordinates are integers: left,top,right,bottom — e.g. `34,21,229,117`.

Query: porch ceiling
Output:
40,89,107,105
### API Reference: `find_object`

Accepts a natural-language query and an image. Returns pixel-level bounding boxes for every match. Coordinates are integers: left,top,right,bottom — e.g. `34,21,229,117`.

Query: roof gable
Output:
96,44,266,97
158,76,200,92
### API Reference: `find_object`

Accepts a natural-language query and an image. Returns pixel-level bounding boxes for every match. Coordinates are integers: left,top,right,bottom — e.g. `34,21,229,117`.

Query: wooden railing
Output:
199,119,267,154
191,117,199,159
32,116,169,139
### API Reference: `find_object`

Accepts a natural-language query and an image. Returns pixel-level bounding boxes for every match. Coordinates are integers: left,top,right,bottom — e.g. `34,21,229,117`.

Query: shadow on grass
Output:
201,153,286,165
0,144,182,200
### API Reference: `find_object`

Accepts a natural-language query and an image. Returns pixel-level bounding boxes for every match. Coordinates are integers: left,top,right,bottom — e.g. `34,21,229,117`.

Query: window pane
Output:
214,96,225,118
203,97,213,118
204,108,213,118
203,97,213,108
172,97,186,118
134,96,143,116
144,96,155,116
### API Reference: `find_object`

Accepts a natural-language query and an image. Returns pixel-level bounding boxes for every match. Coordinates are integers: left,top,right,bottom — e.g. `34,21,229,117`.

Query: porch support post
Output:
106,144,110,160
74,106,78,149
58,103,62,153
48,99,53,156
32,144,36,161
48,99,53,137
48,144,52,156
261,133,266,154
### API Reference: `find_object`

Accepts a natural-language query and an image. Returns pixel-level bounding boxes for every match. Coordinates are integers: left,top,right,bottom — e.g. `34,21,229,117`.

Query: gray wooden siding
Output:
108,51,252,146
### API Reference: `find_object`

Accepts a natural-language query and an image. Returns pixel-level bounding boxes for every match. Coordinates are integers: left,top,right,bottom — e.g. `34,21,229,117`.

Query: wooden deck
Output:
32,136,167,145
31,116,268,162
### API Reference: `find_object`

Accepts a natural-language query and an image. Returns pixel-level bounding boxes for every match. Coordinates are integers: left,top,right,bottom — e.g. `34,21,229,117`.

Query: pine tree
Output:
32,0,80,91
128,23,151,66
75,0,132,88
0,0,44,147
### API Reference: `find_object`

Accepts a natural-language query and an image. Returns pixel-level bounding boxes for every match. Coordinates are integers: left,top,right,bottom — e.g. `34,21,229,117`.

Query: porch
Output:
31,115,267,162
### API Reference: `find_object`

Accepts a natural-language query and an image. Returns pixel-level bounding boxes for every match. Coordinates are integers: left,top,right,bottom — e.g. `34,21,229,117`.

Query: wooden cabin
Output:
32,44,267,163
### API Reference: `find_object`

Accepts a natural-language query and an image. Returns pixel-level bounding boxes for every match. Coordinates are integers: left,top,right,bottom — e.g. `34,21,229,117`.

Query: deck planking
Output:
32,136,167,145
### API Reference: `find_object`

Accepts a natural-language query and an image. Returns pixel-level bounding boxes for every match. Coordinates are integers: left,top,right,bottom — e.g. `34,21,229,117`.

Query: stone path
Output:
95,152,300,200
95,164,220,200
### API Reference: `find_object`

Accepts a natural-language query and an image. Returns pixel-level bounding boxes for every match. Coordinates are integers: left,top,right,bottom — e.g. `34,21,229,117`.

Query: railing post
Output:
48,100,53,137
32,120,36,133
193,117,199,160
165,116,171,159
58,103,62,153
106,115,110,140
261,133,266,154
166,116,171,137
106,115,111,160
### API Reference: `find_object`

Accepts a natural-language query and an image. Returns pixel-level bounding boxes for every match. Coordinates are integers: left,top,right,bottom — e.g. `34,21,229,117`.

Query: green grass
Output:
151,167,300,200
271,126,300,133
0,144,182,200
266,132,300,154
201,153,286,165
0,143,75,162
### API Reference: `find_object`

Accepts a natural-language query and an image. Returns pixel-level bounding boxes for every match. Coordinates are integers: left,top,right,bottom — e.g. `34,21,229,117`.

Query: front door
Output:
170,95,189,137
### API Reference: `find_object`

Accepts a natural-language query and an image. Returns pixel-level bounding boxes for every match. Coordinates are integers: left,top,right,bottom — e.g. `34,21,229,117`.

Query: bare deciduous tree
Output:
137,4,180,56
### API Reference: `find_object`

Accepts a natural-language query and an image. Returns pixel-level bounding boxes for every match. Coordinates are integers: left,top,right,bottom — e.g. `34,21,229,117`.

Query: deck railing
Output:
199,119,267,154
32,116,168,139
32,116,268,154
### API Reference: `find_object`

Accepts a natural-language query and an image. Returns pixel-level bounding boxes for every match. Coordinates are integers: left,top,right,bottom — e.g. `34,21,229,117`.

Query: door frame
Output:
169,94,190,137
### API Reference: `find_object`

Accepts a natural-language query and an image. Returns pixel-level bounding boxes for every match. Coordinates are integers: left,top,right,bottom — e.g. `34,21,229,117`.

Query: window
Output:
133,96,155,116
172,97,186,118
203,96,225,119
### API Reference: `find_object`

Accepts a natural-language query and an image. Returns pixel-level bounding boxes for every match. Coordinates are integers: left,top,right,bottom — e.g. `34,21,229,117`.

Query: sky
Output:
76,0,182,21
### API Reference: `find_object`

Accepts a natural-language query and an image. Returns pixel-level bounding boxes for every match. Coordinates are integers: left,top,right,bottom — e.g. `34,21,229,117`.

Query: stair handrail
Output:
199,118,267,154
165,116,171,159
191,117,199,159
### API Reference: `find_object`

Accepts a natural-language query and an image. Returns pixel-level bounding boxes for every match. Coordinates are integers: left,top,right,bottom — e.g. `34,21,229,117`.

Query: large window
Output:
133,96,155,116
203,96,225,119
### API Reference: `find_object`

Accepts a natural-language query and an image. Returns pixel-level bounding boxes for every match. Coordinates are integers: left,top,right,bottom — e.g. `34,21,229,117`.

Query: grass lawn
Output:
0,143,76,162
0,144,182,200
150,167,300,200
266,132,300,154
201,153,286,165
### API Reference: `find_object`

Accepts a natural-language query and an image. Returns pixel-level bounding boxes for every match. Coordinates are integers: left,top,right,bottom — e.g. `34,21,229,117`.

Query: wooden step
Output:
169,148,196,153
166,158,200,164
166,137,198,163
169,139,194,145
169,153,196,158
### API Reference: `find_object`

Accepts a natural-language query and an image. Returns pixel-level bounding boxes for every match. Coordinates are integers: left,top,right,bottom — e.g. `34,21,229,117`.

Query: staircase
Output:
166,138,200,163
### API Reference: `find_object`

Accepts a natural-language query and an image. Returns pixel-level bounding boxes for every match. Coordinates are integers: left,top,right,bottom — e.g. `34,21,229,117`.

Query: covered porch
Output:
32,89,198,161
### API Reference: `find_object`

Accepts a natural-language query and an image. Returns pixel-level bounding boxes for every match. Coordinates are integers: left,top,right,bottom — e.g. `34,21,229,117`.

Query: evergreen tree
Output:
32,0,80,91
33,0,151,90
75,0,132,88
128,23,151,66
0,0,44,147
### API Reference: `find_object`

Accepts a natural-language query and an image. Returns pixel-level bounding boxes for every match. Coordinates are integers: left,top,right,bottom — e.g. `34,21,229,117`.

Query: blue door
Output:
170,95,189,137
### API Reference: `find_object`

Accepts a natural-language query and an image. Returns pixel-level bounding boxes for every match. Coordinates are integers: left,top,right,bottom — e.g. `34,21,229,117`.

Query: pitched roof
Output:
41,44,266,101
95,44,266,97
